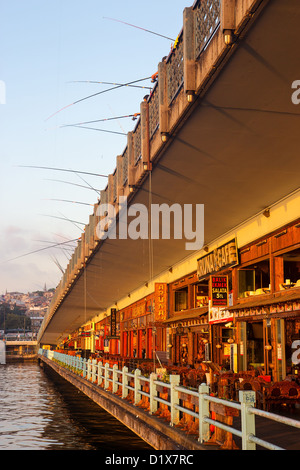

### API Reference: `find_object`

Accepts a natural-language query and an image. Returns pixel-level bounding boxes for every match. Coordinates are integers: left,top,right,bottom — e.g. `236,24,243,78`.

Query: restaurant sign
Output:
154,283,168,322
209,299,233,324
197,238,238,280
210,275,228,307
108,308,119,339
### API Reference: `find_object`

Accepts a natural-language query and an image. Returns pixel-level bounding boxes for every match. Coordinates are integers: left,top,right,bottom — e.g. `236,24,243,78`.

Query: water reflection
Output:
0,363,152,450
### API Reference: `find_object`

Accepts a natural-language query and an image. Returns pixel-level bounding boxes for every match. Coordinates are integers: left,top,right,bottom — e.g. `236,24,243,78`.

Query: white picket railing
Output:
39,349,300,450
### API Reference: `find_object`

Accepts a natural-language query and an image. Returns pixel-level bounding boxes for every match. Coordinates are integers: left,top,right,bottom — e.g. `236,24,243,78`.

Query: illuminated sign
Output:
108,308,119,339
211,275,228,307
154,283,168,321
197,239,238,279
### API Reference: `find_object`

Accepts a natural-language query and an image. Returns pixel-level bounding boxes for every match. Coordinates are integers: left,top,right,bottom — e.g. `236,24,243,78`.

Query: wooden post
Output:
104,362,109,390
149,373,158,415
239,390,256,450
87,359,92,381
134,369,142,405
98,361,103,386
83,358,87,378
198,383,210,443
170,375,180,426
112,364,118,394
122,366,129,399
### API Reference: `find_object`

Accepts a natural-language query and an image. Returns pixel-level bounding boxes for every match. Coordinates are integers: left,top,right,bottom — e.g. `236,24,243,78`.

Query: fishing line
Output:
44,198,93,207
68,80,152,90
73,173,101,200
65,124,127,135
16,165,108,178
103,17,175,41
1,238,80,263
45,76,152,121
40,214,86,228
60,113,140,128
45,178,102,192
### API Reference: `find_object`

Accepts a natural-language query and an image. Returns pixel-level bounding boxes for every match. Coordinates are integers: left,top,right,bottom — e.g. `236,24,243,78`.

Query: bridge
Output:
38,0,300,347
0,339,38,363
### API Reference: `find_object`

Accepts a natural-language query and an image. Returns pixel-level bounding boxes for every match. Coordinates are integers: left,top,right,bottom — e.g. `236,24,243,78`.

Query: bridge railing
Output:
39,349,300,450
193,0,221,58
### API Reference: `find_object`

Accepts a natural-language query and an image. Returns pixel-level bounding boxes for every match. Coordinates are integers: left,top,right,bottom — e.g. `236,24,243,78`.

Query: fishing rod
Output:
65,124,127,135
54,210,87,232
1,238,80,263
45,178,102,192
50,255,65,274
60,113,140,129
45,76,152,121
34,238,78,248
40,214,85,235
103,17,175,41
44,198,93,207
68,80,152,90
75,172,101,197
16,164,108,178
52,233,81,249
40,214,86,226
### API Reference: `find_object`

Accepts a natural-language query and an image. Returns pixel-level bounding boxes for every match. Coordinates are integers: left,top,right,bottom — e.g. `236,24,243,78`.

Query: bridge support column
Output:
221,0,236,45
183,7,196,101
127,131,135,189
158,59,169,140
140,99,151,171
116,155,124,200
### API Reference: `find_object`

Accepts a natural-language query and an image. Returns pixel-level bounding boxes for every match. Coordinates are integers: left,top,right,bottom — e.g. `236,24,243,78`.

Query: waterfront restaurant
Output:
227,218,300,382
163,271,209,367
119,283,169,363
108,219,300,380
195,238,239,371
54,218,300,383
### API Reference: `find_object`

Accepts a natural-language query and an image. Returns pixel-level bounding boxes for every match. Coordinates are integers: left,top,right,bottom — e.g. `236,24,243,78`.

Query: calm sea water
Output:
0,362,152,450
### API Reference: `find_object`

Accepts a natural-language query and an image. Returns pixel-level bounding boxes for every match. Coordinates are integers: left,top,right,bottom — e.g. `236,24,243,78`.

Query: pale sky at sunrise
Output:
0,0,190,293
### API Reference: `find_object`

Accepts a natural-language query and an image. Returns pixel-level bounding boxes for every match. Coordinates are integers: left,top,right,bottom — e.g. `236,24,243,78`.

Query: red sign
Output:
210,275,228,307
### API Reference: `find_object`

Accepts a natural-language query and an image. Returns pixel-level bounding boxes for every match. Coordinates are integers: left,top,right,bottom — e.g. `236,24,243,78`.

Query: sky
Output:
0,0,191,294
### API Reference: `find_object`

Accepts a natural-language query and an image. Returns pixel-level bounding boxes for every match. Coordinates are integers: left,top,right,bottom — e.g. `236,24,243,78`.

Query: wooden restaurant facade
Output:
66,213,300,384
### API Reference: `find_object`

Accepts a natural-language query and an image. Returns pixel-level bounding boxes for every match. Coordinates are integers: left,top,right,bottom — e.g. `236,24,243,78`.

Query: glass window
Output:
238,260,270,297
195,282,209,307
246,322,264,369
174,287,188,311
283,248,300,285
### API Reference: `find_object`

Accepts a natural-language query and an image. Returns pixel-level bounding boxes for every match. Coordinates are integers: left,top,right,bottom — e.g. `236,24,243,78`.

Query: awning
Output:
163,307,208,323
228,288,300,311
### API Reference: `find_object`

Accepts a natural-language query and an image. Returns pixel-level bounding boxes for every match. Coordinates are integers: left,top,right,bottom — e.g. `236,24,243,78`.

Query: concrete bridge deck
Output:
38,0,300,347
38,353,217,451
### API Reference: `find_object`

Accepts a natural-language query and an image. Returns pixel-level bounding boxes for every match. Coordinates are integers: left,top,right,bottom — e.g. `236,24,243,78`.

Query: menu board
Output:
210,275,228,307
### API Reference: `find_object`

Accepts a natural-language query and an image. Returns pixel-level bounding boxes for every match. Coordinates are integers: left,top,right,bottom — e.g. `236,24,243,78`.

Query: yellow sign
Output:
154,283,168,321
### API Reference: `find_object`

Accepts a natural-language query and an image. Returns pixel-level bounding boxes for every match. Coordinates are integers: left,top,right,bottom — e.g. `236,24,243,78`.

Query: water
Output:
0,362,153,450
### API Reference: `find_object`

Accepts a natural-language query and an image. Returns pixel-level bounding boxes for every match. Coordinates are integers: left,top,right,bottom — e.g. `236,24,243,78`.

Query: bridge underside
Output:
40,0,300,345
